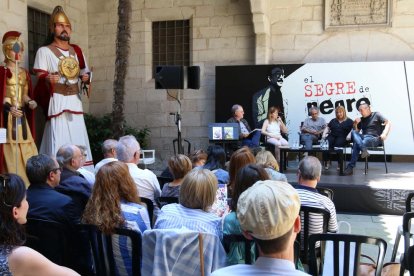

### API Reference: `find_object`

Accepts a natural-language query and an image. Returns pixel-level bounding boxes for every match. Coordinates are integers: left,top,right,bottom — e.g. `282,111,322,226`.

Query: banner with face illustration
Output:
216,61,414,155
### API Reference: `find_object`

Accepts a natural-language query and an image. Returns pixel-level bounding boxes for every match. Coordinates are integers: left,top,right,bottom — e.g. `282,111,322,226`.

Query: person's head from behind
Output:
268,67,284,87
26,154,61,188
204,145,226,170
255,150,279,171
231,164,269,212
83,161,140,234
168,154,192,181
102,139,118,158
179,169,217,212
56,144,83,171
229,147,255,188
0,174,28,245
237,180,301,256
267,106,280,122
116,135,141,164
335,105,347,121
188,149,207,168
231,104,244,120
297,156,321,184
309,106,319,121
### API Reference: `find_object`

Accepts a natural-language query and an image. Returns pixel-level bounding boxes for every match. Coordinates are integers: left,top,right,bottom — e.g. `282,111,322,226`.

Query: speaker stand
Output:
169,90,191,155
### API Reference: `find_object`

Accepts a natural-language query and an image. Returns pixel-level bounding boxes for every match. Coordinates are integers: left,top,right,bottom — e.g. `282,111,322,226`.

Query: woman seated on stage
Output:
161,154,192,198
0,174,78,275
261,106,289,163
322,105,353,170
82,161,150,274
203,145,229,184
154,169,222,239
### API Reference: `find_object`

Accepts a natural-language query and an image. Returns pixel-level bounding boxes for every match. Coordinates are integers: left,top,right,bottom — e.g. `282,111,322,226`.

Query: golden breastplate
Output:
5,69,26,107
58,55,80,81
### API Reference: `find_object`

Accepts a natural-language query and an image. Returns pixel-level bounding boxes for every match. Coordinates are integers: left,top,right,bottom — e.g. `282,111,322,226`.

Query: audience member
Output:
83,161,150,275
255,150,287,182
0,173,79,275
161,154,192,198
223,164,270,265
116,135,161,211
227,104,261,148
321,105,353,170
204,145,229,184
154,169,222,238
212,180,308,275
94,139,118,174
293,156,338,244
344,102,391,175
228,147,255,191
188,149,208,168
56,144,92,217
300,106,326,150
26,154,90,274
76,145,95,185
261,106,289,162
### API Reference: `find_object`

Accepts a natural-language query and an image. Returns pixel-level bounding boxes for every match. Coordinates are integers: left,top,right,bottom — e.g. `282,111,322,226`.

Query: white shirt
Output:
94,157,118,174
126,163,161,206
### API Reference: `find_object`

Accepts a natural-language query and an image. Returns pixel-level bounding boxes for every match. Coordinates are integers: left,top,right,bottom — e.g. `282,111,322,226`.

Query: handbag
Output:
359,254,401,276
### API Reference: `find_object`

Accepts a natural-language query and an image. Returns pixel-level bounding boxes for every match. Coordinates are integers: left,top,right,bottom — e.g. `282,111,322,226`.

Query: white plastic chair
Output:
139,149,155,168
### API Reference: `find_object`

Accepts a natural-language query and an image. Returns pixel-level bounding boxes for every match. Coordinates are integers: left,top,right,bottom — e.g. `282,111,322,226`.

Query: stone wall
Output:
86,0,255,161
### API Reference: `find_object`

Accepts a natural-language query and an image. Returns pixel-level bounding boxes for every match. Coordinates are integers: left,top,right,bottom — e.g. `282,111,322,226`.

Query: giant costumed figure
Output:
33,6,94,170
0,31,38,186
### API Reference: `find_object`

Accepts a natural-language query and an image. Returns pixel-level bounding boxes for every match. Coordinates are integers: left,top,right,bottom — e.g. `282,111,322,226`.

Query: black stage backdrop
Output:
215,64,304,127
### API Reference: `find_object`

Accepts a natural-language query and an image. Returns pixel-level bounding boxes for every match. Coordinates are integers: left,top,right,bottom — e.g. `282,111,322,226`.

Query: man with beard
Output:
252,67,285,128
33,6,93,170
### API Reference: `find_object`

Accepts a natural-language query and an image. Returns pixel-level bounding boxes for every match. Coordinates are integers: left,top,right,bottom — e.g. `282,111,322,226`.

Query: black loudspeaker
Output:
155,66,184,89
187,66,200,89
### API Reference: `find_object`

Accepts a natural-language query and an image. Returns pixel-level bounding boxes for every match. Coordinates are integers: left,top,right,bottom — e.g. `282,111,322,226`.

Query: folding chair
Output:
156,196,179,209
79,224,142,276
308,233,387,276
399,212,414,276
222,234,257,264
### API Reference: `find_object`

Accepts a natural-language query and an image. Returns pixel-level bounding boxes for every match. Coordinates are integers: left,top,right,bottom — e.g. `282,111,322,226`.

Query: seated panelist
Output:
227,104,261,148
300,106,326,150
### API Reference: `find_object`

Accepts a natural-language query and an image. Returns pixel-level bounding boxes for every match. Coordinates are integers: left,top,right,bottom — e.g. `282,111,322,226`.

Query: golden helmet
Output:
49,6,71,33
2,31,24,62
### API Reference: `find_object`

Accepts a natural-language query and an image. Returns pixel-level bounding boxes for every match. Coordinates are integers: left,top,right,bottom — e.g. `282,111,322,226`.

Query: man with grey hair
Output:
300,106,326,150
293,156,337,241
55,144,92,218
94,139,118,174
116,135,161,210
227,104,261,148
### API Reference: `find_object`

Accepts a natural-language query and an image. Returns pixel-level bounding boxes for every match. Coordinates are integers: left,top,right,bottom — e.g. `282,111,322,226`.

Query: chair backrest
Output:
308,233,387,276
156,196,179,208
25,218,71,266
316,187,334,200
222,234,256,264
141,229,226,275
79,224,142,276
140,197,154,227
406,193,414,212
298,206,330,264
157,176,173,190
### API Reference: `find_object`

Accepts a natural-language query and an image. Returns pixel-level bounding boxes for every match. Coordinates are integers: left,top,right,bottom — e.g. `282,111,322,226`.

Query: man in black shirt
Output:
344,102,391,175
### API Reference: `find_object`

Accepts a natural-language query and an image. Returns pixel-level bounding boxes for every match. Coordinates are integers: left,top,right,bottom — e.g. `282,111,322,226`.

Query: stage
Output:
283,160,414,215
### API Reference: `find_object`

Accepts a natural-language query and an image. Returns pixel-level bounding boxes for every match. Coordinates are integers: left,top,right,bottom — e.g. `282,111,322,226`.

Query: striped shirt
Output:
154,203,223,239
293,184,338,248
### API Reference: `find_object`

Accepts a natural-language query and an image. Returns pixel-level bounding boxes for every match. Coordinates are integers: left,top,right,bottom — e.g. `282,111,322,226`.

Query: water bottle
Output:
325,140,329,150
320,139,325,149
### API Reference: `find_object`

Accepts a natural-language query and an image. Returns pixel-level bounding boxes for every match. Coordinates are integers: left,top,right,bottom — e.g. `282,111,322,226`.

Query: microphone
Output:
12,42,21,61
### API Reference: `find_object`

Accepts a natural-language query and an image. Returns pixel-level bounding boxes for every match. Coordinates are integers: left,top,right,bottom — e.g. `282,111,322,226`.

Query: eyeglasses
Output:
48,167,63,174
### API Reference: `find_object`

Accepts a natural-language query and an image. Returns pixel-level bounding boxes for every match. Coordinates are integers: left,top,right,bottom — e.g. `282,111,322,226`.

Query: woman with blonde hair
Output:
154,169,222,238
0,174,78,275
255,150,287,182
82,161,150,274
261,106,289,163
322,105,353,169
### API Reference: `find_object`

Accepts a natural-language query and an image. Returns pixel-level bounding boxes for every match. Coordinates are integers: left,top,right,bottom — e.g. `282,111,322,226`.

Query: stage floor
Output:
283,161,414,215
